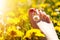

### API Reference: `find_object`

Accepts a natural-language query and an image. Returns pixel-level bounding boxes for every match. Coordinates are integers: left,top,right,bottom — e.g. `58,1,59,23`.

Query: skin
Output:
29,8,59,40
29,8,50,29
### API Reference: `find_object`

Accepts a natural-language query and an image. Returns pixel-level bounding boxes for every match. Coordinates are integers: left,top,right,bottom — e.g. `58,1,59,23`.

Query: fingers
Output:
29,8,51,29
39,11,50,23
42,14,50,23
29,8,40,29
46,15,50,23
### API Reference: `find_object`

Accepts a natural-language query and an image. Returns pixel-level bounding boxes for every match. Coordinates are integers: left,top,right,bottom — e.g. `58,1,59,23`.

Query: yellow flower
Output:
6,17,20,24
57,21,60,26
47,8,53,12
0,36,4,40
17,7,26,14
52,19,57,23
7,26,24,37
51,12,58,16
23,29,45,39
31,0,38,8
15,30,24,37
22,14,28,21
55,26,60,32
39,3,48,8
51,0,57,3
52,5,55,9
55,2,60,7
58,7,60,11
32,4,37,8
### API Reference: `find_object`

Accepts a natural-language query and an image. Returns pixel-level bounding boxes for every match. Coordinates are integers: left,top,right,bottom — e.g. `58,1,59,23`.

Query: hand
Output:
29,8,50,29
29,8,59,40
36,13,59,40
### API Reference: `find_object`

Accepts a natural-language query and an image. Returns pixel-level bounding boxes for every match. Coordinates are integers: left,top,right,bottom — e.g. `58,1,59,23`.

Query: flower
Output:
0,36,4,40
57,21,60,26
39,3,48,8
23,29,45,39
47,8,53,12
55,26,60,32
52,19,57,24
5,17,20,24
55,2,60,7
6,26,24,37
51,12,58,16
